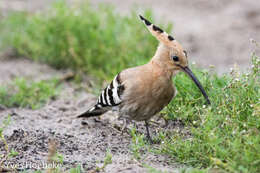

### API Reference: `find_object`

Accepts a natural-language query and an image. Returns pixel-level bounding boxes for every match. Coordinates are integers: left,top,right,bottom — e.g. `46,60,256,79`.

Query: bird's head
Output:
139,15,210,104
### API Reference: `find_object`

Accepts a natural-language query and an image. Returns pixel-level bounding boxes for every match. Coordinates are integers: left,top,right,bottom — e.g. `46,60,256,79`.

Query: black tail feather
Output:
77,104,107,118
77,111,104,118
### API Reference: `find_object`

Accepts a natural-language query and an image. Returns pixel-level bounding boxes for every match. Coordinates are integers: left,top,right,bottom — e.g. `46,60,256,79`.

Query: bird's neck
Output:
149,44,174,79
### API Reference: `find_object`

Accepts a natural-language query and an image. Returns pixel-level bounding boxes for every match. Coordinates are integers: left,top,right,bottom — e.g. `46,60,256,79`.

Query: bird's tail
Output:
77,105,107,118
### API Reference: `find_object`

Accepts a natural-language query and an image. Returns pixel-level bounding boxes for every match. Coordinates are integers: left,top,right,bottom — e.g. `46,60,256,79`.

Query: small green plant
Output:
8,148,19,158
69,165,81,173
104,150,112,166
144,164,166,173
0,78,59,109
52,152,64,164
180,168,209,173
96,149,112,171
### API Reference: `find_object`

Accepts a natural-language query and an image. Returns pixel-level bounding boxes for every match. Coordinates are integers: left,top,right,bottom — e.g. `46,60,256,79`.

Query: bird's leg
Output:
145,121,153,143
121,118,128,133
120,117,134,134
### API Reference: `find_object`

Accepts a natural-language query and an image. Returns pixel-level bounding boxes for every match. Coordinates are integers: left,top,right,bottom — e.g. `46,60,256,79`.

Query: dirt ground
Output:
0,55,186,172
0,0,260,172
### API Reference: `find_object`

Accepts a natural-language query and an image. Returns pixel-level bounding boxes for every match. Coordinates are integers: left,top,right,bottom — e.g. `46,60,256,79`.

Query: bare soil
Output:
0,56,185,172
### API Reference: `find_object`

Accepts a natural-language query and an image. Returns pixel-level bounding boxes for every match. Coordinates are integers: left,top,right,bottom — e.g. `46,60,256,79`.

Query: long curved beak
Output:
181,66,211,104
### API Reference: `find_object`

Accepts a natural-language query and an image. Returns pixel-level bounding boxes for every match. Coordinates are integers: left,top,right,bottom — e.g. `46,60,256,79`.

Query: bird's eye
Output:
172,56,179,62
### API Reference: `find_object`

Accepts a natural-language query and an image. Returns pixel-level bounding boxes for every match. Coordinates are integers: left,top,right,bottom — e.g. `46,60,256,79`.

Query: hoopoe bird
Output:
78,15,210,142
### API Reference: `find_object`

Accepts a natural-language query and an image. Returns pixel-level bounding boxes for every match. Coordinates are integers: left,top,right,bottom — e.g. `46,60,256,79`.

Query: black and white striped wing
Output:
77,73,125,118
95,73,125,109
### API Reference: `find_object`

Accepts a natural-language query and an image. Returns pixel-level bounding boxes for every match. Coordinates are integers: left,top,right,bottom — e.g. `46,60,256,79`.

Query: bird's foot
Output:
144,121,156,144
145,135,154,144
118,117,136,134
120,118,128,133
144,135,160,144
112,118,135,135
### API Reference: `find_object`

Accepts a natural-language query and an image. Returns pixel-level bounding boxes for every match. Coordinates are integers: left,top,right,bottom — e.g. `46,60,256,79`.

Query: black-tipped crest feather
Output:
152,25,163,33
139,15,151,26
139,14,175,44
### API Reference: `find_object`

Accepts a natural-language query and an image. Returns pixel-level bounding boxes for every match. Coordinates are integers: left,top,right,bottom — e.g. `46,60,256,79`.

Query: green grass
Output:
130,126,150,160
0,78,59,109
158,54,260,172
0,0,259,172
0,0,171,81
